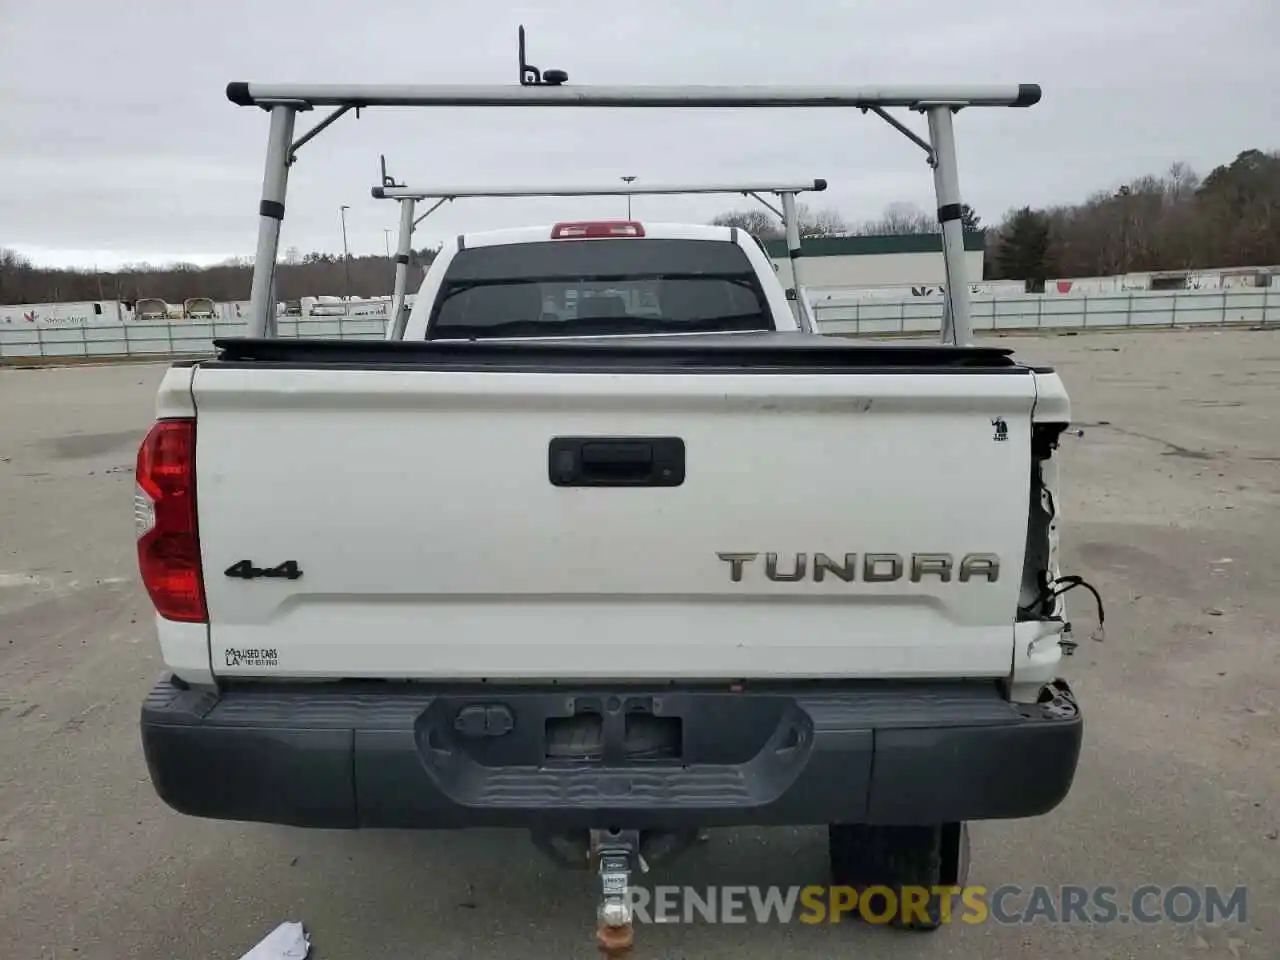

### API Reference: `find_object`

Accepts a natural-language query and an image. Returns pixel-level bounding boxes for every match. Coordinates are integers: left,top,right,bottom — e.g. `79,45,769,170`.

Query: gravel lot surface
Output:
1,328,1276,958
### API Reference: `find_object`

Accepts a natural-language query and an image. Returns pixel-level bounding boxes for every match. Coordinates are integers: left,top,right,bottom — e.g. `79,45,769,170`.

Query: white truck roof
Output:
458,221,739,248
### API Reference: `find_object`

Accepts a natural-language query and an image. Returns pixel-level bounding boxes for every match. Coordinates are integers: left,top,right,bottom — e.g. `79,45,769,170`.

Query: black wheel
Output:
827,822,970,931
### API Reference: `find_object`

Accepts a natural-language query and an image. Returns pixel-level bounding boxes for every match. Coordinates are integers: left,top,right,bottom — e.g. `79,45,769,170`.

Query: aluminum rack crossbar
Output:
371,180,828,200
227,82,1039,110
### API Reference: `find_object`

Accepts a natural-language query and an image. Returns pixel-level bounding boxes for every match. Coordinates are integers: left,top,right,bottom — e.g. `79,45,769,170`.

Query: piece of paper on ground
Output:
239,921,309,960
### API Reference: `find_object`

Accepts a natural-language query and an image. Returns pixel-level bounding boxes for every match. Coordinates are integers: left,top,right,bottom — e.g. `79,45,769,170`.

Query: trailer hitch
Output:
590,828,641,957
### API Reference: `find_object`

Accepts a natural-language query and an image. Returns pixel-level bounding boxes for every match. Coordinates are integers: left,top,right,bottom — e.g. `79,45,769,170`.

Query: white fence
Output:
812,287,1280,336
1,289,1277,362
0,316,387,361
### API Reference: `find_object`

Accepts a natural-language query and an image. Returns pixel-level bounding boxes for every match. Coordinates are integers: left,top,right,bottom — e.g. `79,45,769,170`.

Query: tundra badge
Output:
716,552,1000,583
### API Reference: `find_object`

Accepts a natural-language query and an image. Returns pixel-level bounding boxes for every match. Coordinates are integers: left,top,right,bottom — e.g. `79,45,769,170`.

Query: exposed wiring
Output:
1019,574,1106,642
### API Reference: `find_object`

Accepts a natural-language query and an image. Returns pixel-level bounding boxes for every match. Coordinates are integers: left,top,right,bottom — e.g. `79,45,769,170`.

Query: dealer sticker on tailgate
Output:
224,648,279,668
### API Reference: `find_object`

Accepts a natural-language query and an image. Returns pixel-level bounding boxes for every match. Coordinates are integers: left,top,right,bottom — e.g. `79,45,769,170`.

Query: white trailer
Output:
183,297,217,320
134,298,171,321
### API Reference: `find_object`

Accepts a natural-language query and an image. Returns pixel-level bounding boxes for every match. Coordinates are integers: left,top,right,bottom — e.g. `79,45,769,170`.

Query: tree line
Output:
991,150,1279,284
709,148,1279,283
0,245,440,307
2,147,1275,304
710,201,982,238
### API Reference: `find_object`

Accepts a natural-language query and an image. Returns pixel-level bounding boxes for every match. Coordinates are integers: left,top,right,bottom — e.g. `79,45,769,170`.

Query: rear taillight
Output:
134,418,206,622
550,221,645,239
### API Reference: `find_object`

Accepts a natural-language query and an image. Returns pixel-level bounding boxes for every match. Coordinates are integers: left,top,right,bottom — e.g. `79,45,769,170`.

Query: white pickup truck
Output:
138,49,1095,943
138,214,1087,922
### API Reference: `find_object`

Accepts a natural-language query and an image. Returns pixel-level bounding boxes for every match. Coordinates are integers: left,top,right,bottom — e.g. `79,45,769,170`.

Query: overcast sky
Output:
2,0,1274,269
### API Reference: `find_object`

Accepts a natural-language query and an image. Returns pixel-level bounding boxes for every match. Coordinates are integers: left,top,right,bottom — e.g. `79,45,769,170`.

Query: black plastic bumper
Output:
140,676,1082,830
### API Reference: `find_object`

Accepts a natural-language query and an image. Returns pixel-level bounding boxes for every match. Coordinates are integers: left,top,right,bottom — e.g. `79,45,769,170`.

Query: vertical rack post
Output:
268,271,279,338
779,191,816,333
925,105,973,346
387,197,417,340
247,104,298,338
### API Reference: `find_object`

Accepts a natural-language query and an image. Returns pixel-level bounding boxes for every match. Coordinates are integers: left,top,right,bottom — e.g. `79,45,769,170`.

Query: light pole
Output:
1115,185,1131,274
383,229,392,258
620,175,637,219
339,204,351,303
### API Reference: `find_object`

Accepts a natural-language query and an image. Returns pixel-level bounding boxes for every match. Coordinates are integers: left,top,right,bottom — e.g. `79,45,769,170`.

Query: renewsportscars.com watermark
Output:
625,885,1249,926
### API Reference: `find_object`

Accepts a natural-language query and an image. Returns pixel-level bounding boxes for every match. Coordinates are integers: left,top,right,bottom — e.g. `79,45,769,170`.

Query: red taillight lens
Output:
550,221,645,239
135,418,206,622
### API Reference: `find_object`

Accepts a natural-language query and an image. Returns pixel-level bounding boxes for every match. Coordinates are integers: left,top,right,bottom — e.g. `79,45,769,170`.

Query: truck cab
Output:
400,220,800,341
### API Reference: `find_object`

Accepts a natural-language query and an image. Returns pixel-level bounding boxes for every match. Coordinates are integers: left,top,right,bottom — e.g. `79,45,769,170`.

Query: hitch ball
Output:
599,900,631,927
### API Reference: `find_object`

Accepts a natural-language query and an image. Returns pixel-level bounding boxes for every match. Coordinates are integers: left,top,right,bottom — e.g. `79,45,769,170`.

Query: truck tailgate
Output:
192,360,1037,680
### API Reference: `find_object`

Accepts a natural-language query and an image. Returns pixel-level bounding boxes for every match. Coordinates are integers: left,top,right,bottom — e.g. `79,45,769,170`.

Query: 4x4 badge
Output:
224,559,303,580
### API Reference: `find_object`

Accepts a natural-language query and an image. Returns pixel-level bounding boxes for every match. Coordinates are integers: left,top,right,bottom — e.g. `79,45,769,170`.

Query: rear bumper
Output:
140,675,1082,830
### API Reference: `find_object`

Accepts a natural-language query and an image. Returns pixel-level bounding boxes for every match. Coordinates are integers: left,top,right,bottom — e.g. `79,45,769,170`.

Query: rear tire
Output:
827,822,970,931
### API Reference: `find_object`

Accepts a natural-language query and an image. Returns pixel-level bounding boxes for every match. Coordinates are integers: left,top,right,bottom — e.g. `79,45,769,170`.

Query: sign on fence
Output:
0,301,129,328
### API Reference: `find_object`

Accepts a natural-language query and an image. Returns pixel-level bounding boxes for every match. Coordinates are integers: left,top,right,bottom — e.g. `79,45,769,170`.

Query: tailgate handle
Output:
549,437,685,487
583,441,651,466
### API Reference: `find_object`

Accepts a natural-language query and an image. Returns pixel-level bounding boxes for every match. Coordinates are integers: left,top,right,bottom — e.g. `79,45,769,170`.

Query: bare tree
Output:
796,204,848,237
709,203,847,240
710,209,783,239
851,202,937,236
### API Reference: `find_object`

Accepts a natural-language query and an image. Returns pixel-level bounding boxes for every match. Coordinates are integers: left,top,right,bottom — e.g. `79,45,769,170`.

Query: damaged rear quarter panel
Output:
1009,371,1072,702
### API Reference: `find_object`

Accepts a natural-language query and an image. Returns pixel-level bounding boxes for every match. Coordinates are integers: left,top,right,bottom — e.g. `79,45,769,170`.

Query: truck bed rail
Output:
209,334,1024,372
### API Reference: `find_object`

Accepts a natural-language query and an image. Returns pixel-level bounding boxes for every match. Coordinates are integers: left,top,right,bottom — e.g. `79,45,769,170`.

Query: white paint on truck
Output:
142,220,1074,690
185,363,1058,680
